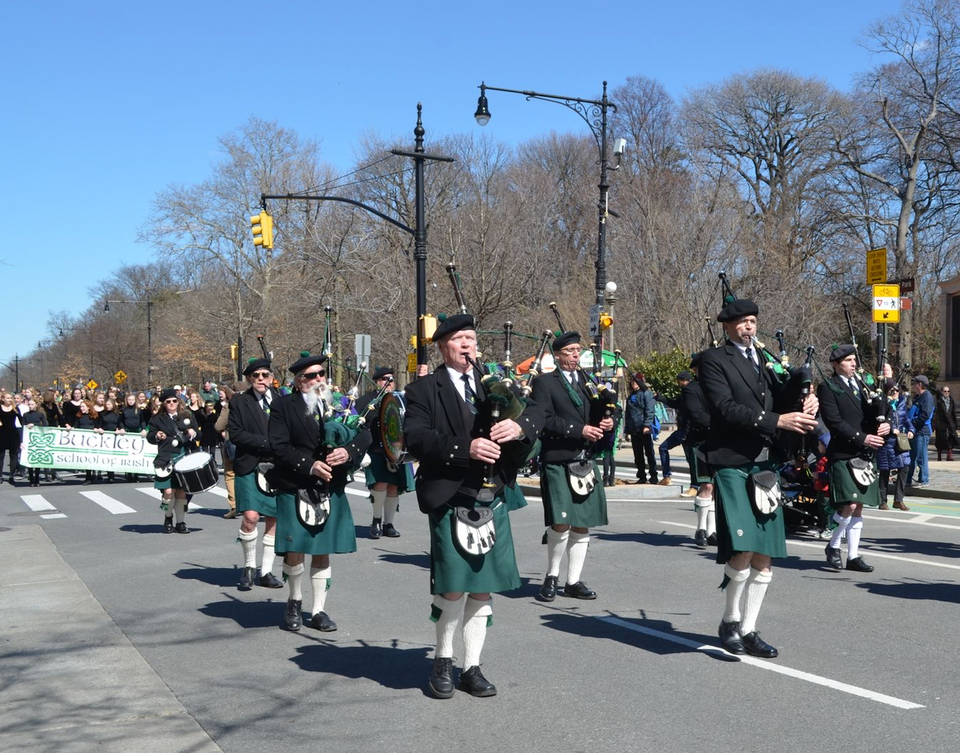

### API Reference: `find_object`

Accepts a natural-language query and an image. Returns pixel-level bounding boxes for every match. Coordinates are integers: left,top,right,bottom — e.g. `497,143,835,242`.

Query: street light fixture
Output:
474,81,621,309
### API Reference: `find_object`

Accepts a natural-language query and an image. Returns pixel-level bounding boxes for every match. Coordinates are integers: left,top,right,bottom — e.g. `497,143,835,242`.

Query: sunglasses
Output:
164,398,179,404
300,370,325,380
251,371,272,379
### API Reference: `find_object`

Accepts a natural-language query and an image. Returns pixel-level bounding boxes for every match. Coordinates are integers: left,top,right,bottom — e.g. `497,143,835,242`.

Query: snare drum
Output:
379,391,407,464
173,451,220,494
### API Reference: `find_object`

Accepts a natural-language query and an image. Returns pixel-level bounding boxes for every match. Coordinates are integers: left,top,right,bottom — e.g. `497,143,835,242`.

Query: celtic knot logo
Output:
27,448,54,464
32,432,56,448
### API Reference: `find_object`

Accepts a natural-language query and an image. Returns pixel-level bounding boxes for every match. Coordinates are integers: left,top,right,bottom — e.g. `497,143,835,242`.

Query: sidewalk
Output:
0,525,222,753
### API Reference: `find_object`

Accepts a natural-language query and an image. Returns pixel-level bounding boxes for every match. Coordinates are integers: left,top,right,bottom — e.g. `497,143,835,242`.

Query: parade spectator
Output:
654,371,693,486
199,379,219,404
907,375,935,487
215,383,238,518
625,376,658,484
877,380,910,511
933,385,957,461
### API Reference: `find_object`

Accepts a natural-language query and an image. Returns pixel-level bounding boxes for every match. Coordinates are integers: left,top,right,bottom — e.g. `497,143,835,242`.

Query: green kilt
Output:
153,453,185,491
827,459,881,508
235,471,279,517
540,461,608,528
363,452,414,493
275,488,357,556
687,445,712,485
713,463,787,564
428,496,520,595
502,482,529,512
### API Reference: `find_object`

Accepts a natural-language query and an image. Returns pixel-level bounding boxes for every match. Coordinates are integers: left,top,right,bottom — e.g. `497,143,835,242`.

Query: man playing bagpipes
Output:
403,314,543,699
267,352,372,633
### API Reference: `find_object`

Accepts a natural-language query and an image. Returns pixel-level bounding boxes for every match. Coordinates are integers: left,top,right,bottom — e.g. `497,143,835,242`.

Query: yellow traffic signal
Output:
420,314,438,343
250,211,274,249
409,335,418,349
230,344,238,361
599,313,613,330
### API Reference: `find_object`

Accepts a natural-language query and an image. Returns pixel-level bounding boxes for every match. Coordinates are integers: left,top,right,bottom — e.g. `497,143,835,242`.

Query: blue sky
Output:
2,0,904,377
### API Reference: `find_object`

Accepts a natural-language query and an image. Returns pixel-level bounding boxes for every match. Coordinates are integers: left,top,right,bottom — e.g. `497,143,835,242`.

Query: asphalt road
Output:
2,468,959,753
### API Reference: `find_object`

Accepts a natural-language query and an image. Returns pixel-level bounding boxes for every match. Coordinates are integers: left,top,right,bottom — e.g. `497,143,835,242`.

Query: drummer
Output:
355,366,411,539
268,352,372,632
146,388,198,534
229,357,283,590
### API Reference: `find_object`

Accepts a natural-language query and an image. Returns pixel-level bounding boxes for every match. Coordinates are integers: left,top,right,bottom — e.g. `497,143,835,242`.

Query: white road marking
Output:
346,486,370,498
661,520,960,571
135,486,204,510
205,486,228,498
600,616,924,710
20,494,67,519
79,490,136,515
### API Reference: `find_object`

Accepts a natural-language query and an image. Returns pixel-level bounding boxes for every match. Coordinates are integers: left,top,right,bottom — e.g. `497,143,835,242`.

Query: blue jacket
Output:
877,397,910,471
625,389,655,435
908,390,935,436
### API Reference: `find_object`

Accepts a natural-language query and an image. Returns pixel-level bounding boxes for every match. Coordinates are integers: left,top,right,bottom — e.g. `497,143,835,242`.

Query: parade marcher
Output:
228,359,282,590
933,385,957,461
532,330,611,604
20,398,47,486
61,388,84,428
906,375,935,487
355,366,409,539
99,397,122,483
818,345,890,574
877,379,911,512
268,353,371,633
66,400,101,485
147,390,197,533
120,393,146,482
625,376,658,484
40,390,63,482
699,299,819,658
681,355,716,547
215,384,239,519
654,371,693,486
0,393,22,485
404,314,543,699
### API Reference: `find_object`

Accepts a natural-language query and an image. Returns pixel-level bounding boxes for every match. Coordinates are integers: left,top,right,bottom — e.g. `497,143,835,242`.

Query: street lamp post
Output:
604,281,618,358
474,81,620,309
104,299,152,387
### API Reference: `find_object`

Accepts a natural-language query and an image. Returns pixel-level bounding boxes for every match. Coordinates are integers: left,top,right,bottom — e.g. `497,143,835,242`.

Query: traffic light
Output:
409,335,418,349
599,312,613,330
250,211,274,249
420,314,438,343
230,344,238,361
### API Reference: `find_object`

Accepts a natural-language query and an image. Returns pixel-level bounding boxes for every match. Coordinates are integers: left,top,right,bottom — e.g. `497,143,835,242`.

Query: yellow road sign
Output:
867,248,887,285
86,380,98,390
114,370,127,384
872,283,901,323
407,353,418,373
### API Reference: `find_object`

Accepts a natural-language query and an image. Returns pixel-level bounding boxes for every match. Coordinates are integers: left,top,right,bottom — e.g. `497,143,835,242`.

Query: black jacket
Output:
817,374,882,461
532,369,595,464
404,367,542,512
680,380,710,446
228,388,278,476
267,391,371,492
147,411,196,467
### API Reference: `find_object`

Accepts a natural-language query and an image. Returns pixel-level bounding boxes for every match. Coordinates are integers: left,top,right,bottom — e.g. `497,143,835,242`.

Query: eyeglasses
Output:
164,398,179,404
251,371,272,379
300,370,325,380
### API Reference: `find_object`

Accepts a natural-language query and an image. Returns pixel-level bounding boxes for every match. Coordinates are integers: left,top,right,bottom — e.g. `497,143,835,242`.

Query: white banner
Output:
22,426,158,473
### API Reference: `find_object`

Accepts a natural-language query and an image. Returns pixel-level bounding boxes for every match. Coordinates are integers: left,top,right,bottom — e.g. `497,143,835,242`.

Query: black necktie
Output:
747,348,761,375
260,396,271,415
461,375,479,415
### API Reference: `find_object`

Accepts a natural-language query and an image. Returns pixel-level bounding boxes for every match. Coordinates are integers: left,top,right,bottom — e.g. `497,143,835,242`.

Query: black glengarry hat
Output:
552,331,581,352
289,351,327,375
242,357,272,377
717,299,759,323
829,344,857,362
432,313,476,341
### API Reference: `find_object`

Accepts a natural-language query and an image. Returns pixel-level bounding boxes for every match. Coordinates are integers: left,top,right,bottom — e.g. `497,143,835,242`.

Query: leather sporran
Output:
566,458,597,497
848,457,878,489
452,505,497,557
748,470,781,515
296,487,330,529
256,461,278,495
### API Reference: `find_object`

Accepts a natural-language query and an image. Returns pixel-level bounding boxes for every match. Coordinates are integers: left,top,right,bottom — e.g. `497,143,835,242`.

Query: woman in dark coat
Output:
20,398,48,486
876,380,911,511
65,400,101,485
933,385,958,461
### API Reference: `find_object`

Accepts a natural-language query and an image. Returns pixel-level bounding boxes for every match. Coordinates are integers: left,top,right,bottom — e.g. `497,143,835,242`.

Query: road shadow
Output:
539,611,738,661
377,551,431,570
855,579,960,604
591,529,694,548
291,640,433,692
867,536,960,560
199,594,287,629
175,562,246,588
119,523,177,535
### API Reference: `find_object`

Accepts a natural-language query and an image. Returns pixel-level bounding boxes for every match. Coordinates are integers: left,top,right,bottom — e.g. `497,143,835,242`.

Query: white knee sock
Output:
370,488,386,520
431,594,466,659
545,528,569,578
565,531,590,585
462,596,493,668
310,565,331,616
707,506,716,536
261,533,277,576
384,495,399,525
238,528,258,568
283,562,305,601
847,517,864,559
829,514,852,549
722,564,751,623
172,498,186,524
739,568,772,635
695,498,712,531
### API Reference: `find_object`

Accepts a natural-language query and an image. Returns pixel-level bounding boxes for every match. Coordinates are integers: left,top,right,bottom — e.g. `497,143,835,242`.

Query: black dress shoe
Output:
238,567,256,590
382,523,400,538
370,517,382,539
310,611,338,632
707,532,718,546
562,581,597,600
163,517,174,534
260,572,284,589
429,657,455,699
718,620,745,654
825,545,842,570
742,631,778,658
846,556,875,573
174,522,190,534
459,665,497,697
538,575,558,602
283,599,302,632
694,529,708,548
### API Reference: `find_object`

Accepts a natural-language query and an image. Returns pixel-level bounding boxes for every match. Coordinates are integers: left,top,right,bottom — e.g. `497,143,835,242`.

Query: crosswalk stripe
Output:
20,494,68,519
135,486,206,510
79,490,136,515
